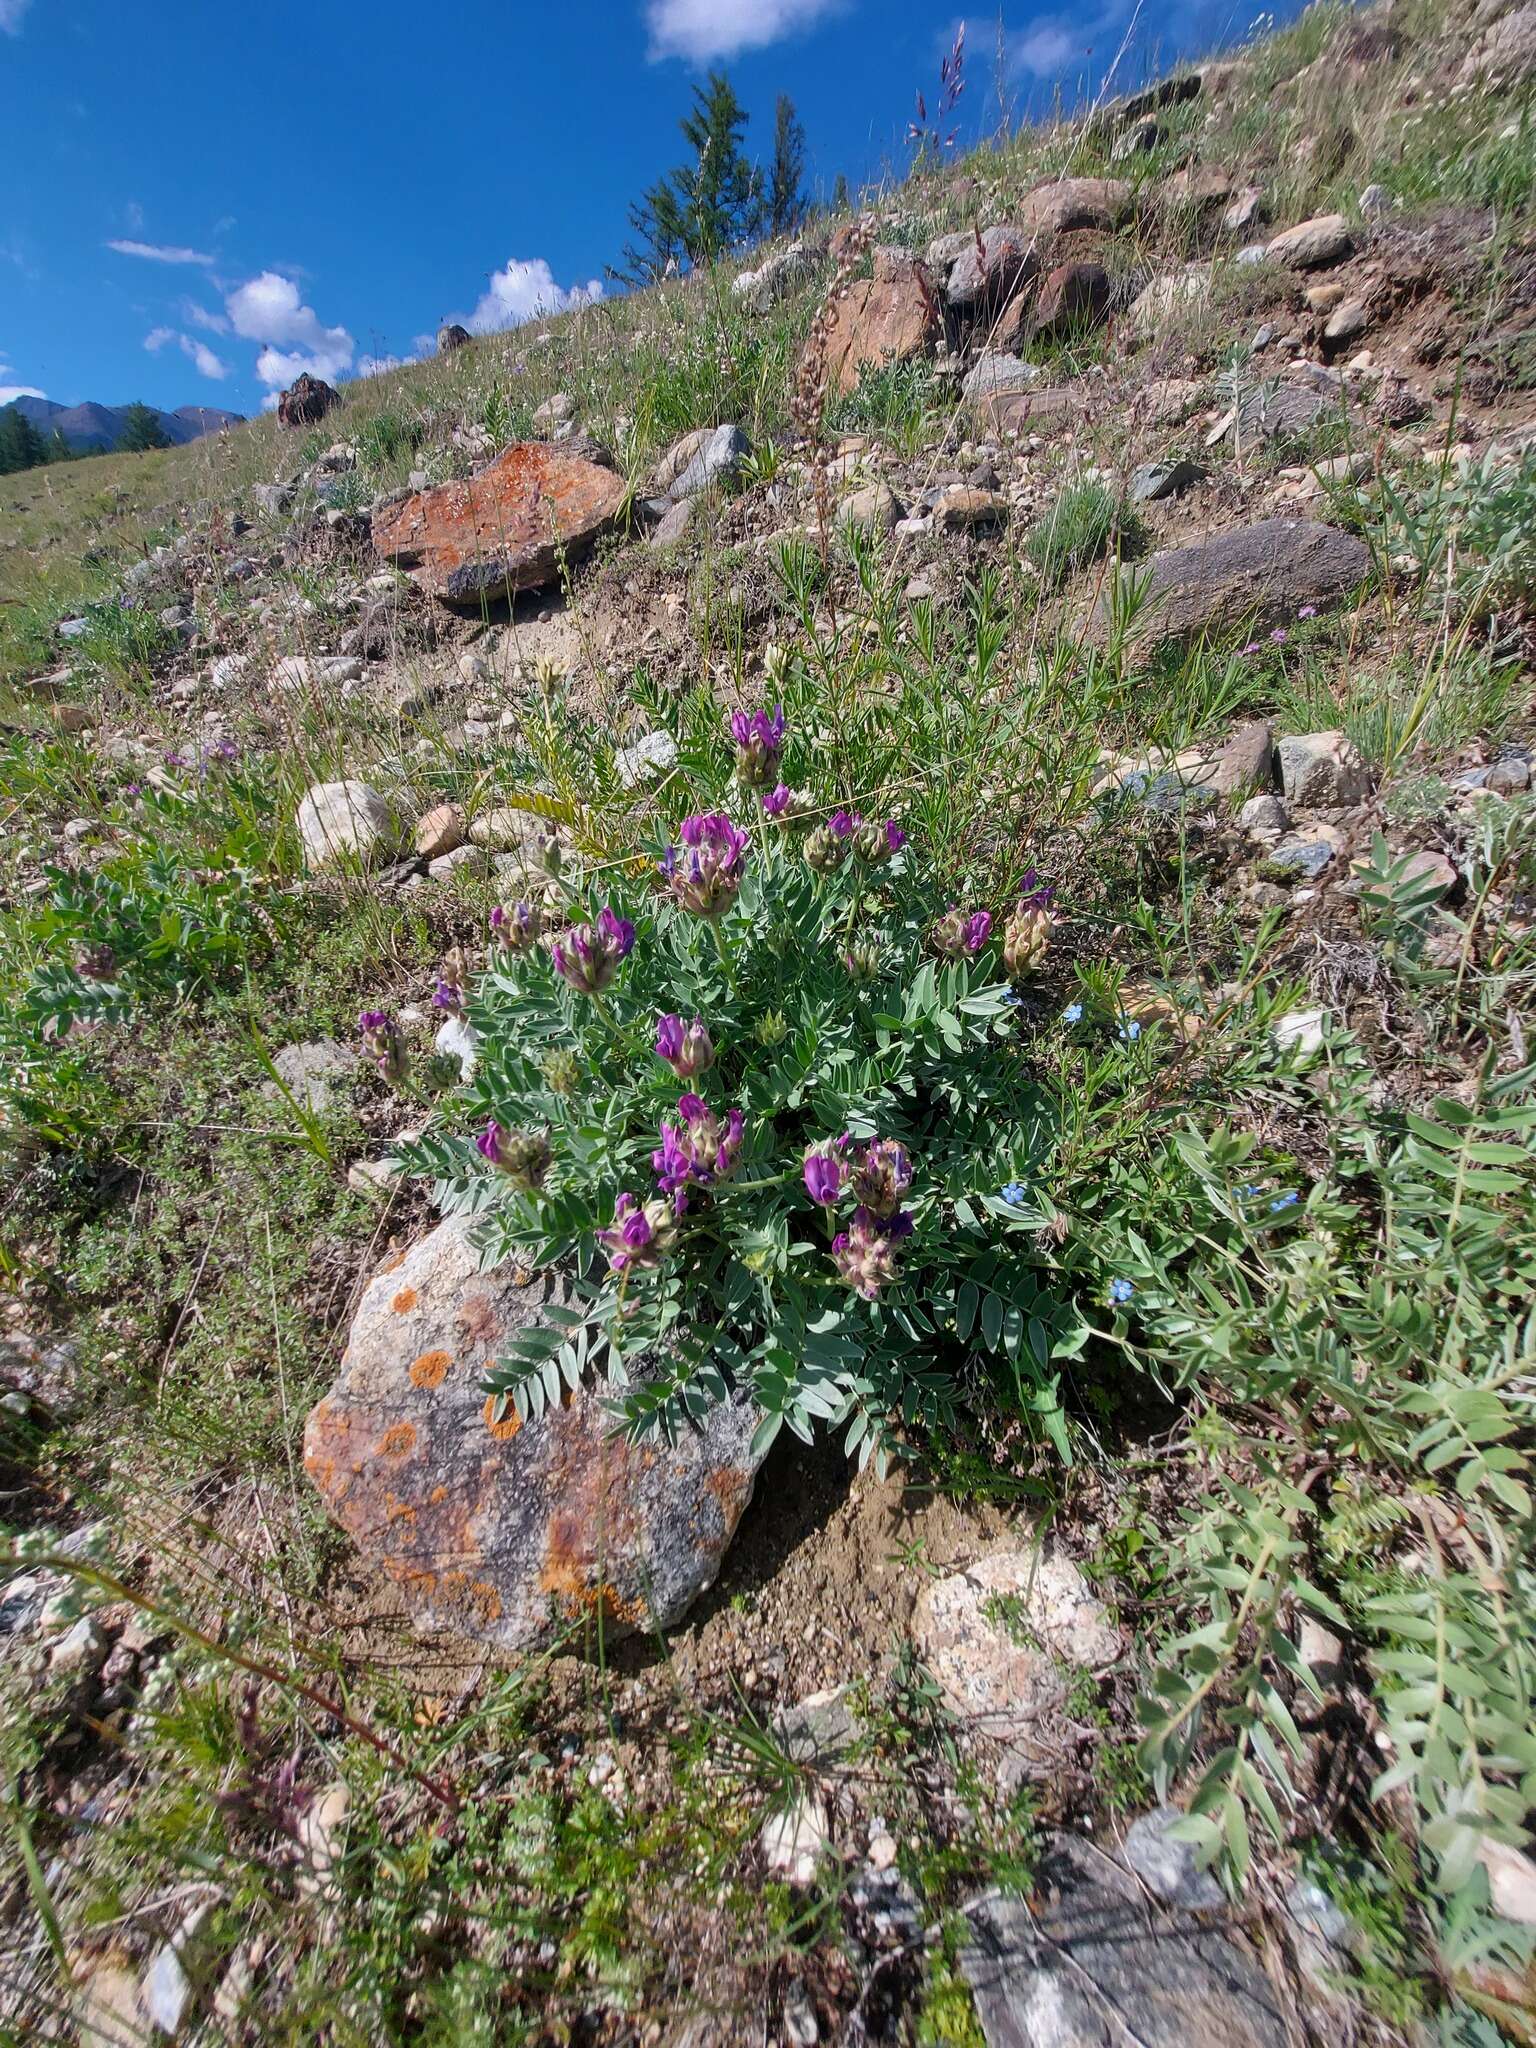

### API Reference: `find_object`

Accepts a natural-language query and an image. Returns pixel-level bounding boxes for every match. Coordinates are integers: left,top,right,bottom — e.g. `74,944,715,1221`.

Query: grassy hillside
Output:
3,2,1536,2042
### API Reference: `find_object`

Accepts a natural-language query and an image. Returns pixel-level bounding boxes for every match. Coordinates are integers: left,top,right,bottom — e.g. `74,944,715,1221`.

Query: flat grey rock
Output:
962,1836,1286,2048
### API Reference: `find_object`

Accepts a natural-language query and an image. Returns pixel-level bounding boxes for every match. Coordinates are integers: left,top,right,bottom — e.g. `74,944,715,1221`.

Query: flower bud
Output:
542,1048,582,1095
804,824,849,874
550,906,636,995
656,1014,716,1080
598,1191,680,1274
1002,903,1053,979
476,1121,552,1190
75,942,118,981
930,908,991,959
491,899,543,953
358,1009,407,1085
842,937,884,981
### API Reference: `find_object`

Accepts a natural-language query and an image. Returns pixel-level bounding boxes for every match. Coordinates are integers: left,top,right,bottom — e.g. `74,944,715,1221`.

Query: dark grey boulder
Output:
1113,520,1370,643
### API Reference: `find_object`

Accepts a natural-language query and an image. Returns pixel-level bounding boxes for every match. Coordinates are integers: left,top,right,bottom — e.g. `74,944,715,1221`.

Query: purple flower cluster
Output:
804,1135,916,1299
728,704,786,787
655,1014,716,1080
661,813,749,917
762,784,793,818
804,808,905,874
653,1093,745,1205
598,1192,678,1275
550,907,635,995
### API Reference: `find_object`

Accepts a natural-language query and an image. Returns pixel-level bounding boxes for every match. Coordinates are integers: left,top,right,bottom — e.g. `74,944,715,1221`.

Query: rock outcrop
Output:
1116,520,1371,642
817,266,941,397
277,374,340,429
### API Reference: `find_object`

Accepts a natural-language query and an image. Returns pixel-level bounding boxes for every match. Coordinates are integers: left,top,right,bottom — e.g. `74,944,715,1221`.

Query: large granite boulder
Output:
304,1215,766,1654
1110,520,1371,642
371,441,627,604
1017,177,1134,236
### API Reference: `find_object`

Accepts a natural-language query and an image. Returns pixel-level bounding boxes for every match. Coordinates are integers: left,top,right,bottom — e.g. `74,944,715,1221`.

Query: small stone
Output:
761,1800,829,1887
614,729,680,787
48,1616,108,1677
298,1784,350,1900
139,1900,218,2037
961,353,1042,403
1277,729,1371,806
1238,791,1287,836
1486,756,1531,794
414,803,466,860
867,1832,899,1872
1222,186,1265,234
668,423,751,502
1266,213,1352,269
262,1039,353,1114
468,806,550,854
1129,459,1206,504
1359,182,1390,220
1285,1877,1354,1951
1399,848,1457,899
531,392,575,431
296,781,399,870
1273,1007,1327,1056
1324,298,1370,344
1476,1838,1536,1929
434,1015,479,1080
1297,1616,1345,1687
1262,833,1340,882
838,483,902,536
427,845,490,882
783,1990,819,2047
933,485,1008,532
648,495,697,547
1121,1806,1225,1908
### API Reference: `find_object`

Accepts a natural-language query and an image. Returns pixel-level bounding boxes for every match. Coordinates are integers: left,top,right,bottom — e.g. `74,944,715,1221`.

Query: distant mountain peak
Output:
8,396,245,453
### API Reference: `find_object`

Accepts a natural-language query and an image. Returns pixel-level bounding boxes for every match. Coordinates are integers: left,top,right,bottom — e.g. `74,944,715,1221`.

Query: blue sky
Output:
1,0,1286,418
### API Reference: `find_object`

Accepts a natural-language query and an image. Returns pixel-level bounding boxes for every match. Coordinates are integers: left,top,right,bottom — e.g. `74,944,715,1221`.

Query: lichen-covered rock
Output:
1114,520,1370,642
371,442,627,604
1017,176,1134,236
303,1215,766,1654
1265,213,1352,268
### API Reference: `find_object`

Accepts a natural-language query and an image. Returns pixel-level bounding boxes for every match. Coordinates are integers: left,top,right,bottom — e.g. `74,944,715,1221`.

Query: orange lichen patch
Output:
391,1286,420,1314
377,1421,418,1457
410,1348,451,1388
428,1484,448,1506
386,1499,417,1525
706,1464,752,1527
435,1570,505,1628
483,1395,523,1441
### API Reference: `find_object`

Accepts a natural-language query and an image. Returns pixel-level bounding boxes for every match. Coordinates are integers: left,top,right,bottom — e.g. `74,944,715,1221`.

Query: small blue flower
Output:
1109,1277,1135,1305
1004,990,1025,1006
1237,1182,1261,1199
1000,1180,1027,1206
1062,1002,1084,1024
1269,1190,1299,1213
1117,1017,1142,1042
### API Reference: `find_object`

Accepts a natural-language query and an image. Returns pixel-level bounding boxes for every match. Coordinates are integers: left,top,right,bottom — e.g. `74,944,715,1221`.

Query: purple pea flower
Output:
728,703,787,787
884,820,907,853
655,1014,716,1080
931,906,992,958
803,1139,849,1206
1298,605,1318,619
476,1120,552,1189
762,783,792,818
1270,628,1288,645
358,1009,406,1084
664,813,749,918
431,977,464,1016
828,808,858,840
550,906,635,995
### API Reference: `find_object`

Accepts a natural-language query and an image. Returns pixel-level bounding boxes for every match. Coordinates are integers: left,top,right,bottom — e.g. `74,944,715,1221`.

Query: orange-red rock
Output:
371,441,627,604
818,270,941,398
1032,261,1112,339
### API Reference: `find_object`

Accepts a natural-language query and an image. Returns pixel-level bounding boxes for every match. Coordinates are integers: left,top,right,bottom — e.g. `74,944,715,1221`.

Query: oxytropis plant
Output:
394,706,1079,1466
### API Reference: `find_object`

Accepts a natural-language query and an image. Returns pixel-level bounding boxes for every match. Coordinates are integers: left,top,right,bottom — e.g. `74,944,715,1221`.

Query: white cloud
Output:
645,0,841,62
0,0,33,35
143,327,231,380
1,385,47,403
108,239,216,265
466,258,603,336
1007,20,1080,74
184,301,229,334
225,271,354,387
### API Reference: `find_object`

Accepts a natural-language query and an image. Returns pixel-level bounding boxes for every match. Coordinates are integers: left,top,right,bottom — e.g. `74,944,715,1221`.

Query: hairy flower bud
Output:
476,1121,552,1190
842,937,884,981
542,1048,581,1095
832,1205,914,1300
1002,903,1053,979
930,907,992,959
849,1137,913,1219
755,1009,789,1047
804,823,849,874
